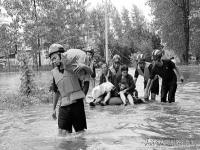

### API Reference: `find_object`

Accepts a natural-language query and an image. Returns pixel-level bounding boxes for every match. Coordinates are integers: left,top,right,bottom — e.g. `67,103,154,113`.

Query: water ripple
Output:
0,67,200,149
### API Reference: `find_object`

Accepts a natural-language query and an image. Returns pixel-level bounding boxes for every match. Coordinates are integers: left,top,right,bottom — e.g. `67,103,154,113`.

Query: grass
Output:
0,88,53,111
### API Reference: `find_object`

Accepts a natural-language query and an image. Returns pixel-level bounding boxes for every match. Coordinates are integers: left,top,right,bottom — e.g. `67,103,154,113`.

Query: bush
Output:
0,88,53,111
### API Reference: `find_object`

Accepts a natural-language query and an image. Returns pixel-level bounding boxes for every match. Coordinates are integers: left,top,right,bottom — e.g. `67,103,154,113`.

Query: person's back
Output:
151,59,177,83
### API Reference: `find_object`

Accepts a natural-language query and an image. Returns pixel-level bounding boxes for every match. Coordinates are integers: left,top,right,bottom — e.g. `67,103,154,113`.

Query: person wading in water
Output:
144,49,184,103
49,44,92,135
134,54,159,101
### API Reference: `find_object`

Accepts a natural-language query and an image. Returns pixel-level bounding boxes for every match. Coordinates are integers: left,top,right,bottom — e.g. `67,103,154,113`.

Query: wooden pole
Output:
105,0,108,64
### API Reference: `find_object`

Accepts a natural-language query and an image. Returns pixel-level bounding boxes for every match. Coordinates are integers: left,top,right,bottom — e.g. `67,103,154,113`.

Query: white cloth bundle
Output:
92,82,114,99
61,49,92,76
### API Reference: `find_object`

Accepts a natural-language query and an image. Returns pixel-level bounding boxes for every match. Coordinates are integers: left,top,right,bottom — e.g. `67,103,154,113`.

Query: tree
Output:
86,6,106,58
151,33,162,50
3,0,40,68
147,0,190,64
3,0,88,69
109,4,156,64
17,49,37,96
0,25,12,71
111,7,123,39
121,7,132,49
3,0,159,67
131,4,145,45
189,0,200,63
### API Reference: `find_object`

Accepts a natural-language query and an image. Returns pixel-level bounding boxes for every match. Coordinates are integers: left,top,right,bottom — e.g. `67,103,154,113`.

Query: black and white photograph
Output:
0,0,200,149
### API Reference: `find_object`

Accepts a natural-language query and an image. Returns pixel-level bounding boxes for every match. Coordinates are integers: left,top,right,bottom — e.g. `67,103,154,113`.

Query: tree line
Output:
147,0,200,64
2,0,199,68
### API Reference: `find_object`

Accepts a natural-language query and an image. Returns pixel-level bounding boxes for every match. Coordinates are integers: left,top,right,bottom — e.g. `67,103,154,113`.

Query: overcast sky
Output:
86,0,153,22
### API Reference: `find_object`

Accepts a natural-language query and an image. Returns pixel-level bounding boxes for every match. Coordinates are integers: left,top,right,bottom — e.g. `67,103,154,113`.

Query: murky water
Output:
0,66,200,150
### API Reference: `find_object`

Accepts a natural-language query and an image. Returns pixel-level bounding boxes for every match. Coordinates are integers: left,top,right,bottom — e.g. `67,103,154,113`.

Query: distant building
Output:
18,45,50,66
0,46,50,71
0,51,17,70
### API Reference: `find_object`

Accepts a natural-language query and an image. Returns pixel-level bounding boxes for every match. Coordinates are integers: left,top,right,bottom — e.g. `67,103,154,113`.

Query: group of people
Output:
90,55,138,106
48,43,184,135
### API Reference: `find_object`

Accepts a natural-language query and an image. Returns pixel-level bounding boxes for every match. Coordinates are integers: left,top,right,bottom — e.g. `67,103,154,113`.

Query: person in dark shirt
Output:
116,65,136,105
82,49,96,95
99,64,114,85
134,54,159,101
109,54,122,97
144,49,184,103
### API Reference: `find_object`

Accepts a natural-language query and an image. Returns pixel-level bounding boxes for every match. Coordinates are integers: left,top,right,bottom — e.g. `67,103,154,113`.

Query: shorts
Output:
58,99,87,133
150,78,159,95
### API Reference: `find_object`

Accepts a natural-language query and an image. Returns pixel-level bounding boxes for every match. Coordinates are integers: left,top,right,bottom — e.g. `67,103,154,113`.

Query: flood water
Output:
0,66,200,150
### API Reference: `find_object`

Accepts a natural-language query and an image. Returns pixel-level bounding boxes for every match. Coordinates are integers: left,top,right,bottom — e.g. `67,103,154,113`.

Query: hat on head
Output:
152,49,163,60
49,43,65,57
113,54,121,62
136,54,145,63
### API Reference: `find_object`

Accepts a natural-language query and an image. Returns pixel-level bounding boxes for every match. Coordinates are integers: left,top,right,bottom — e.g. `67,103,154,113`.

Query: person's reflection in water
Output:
57,136,87,150
161,102,182,115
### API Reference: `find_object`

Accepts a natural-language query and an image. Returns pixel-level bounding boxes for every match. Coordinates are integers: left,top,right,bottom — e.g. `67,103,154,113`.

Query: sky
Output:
0,6,12,25
86,0,153,22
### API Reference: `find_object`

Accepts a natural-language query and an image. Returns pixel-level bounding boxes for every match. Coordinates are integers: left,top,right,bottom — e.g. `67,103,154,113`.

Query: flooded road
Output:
0,66,200,150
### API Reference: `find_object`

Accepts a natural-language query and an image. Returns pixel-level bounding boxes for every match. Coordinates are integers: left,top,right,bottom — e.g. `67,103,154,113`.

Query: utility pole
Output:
33,0,41,70
104,0,109,64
